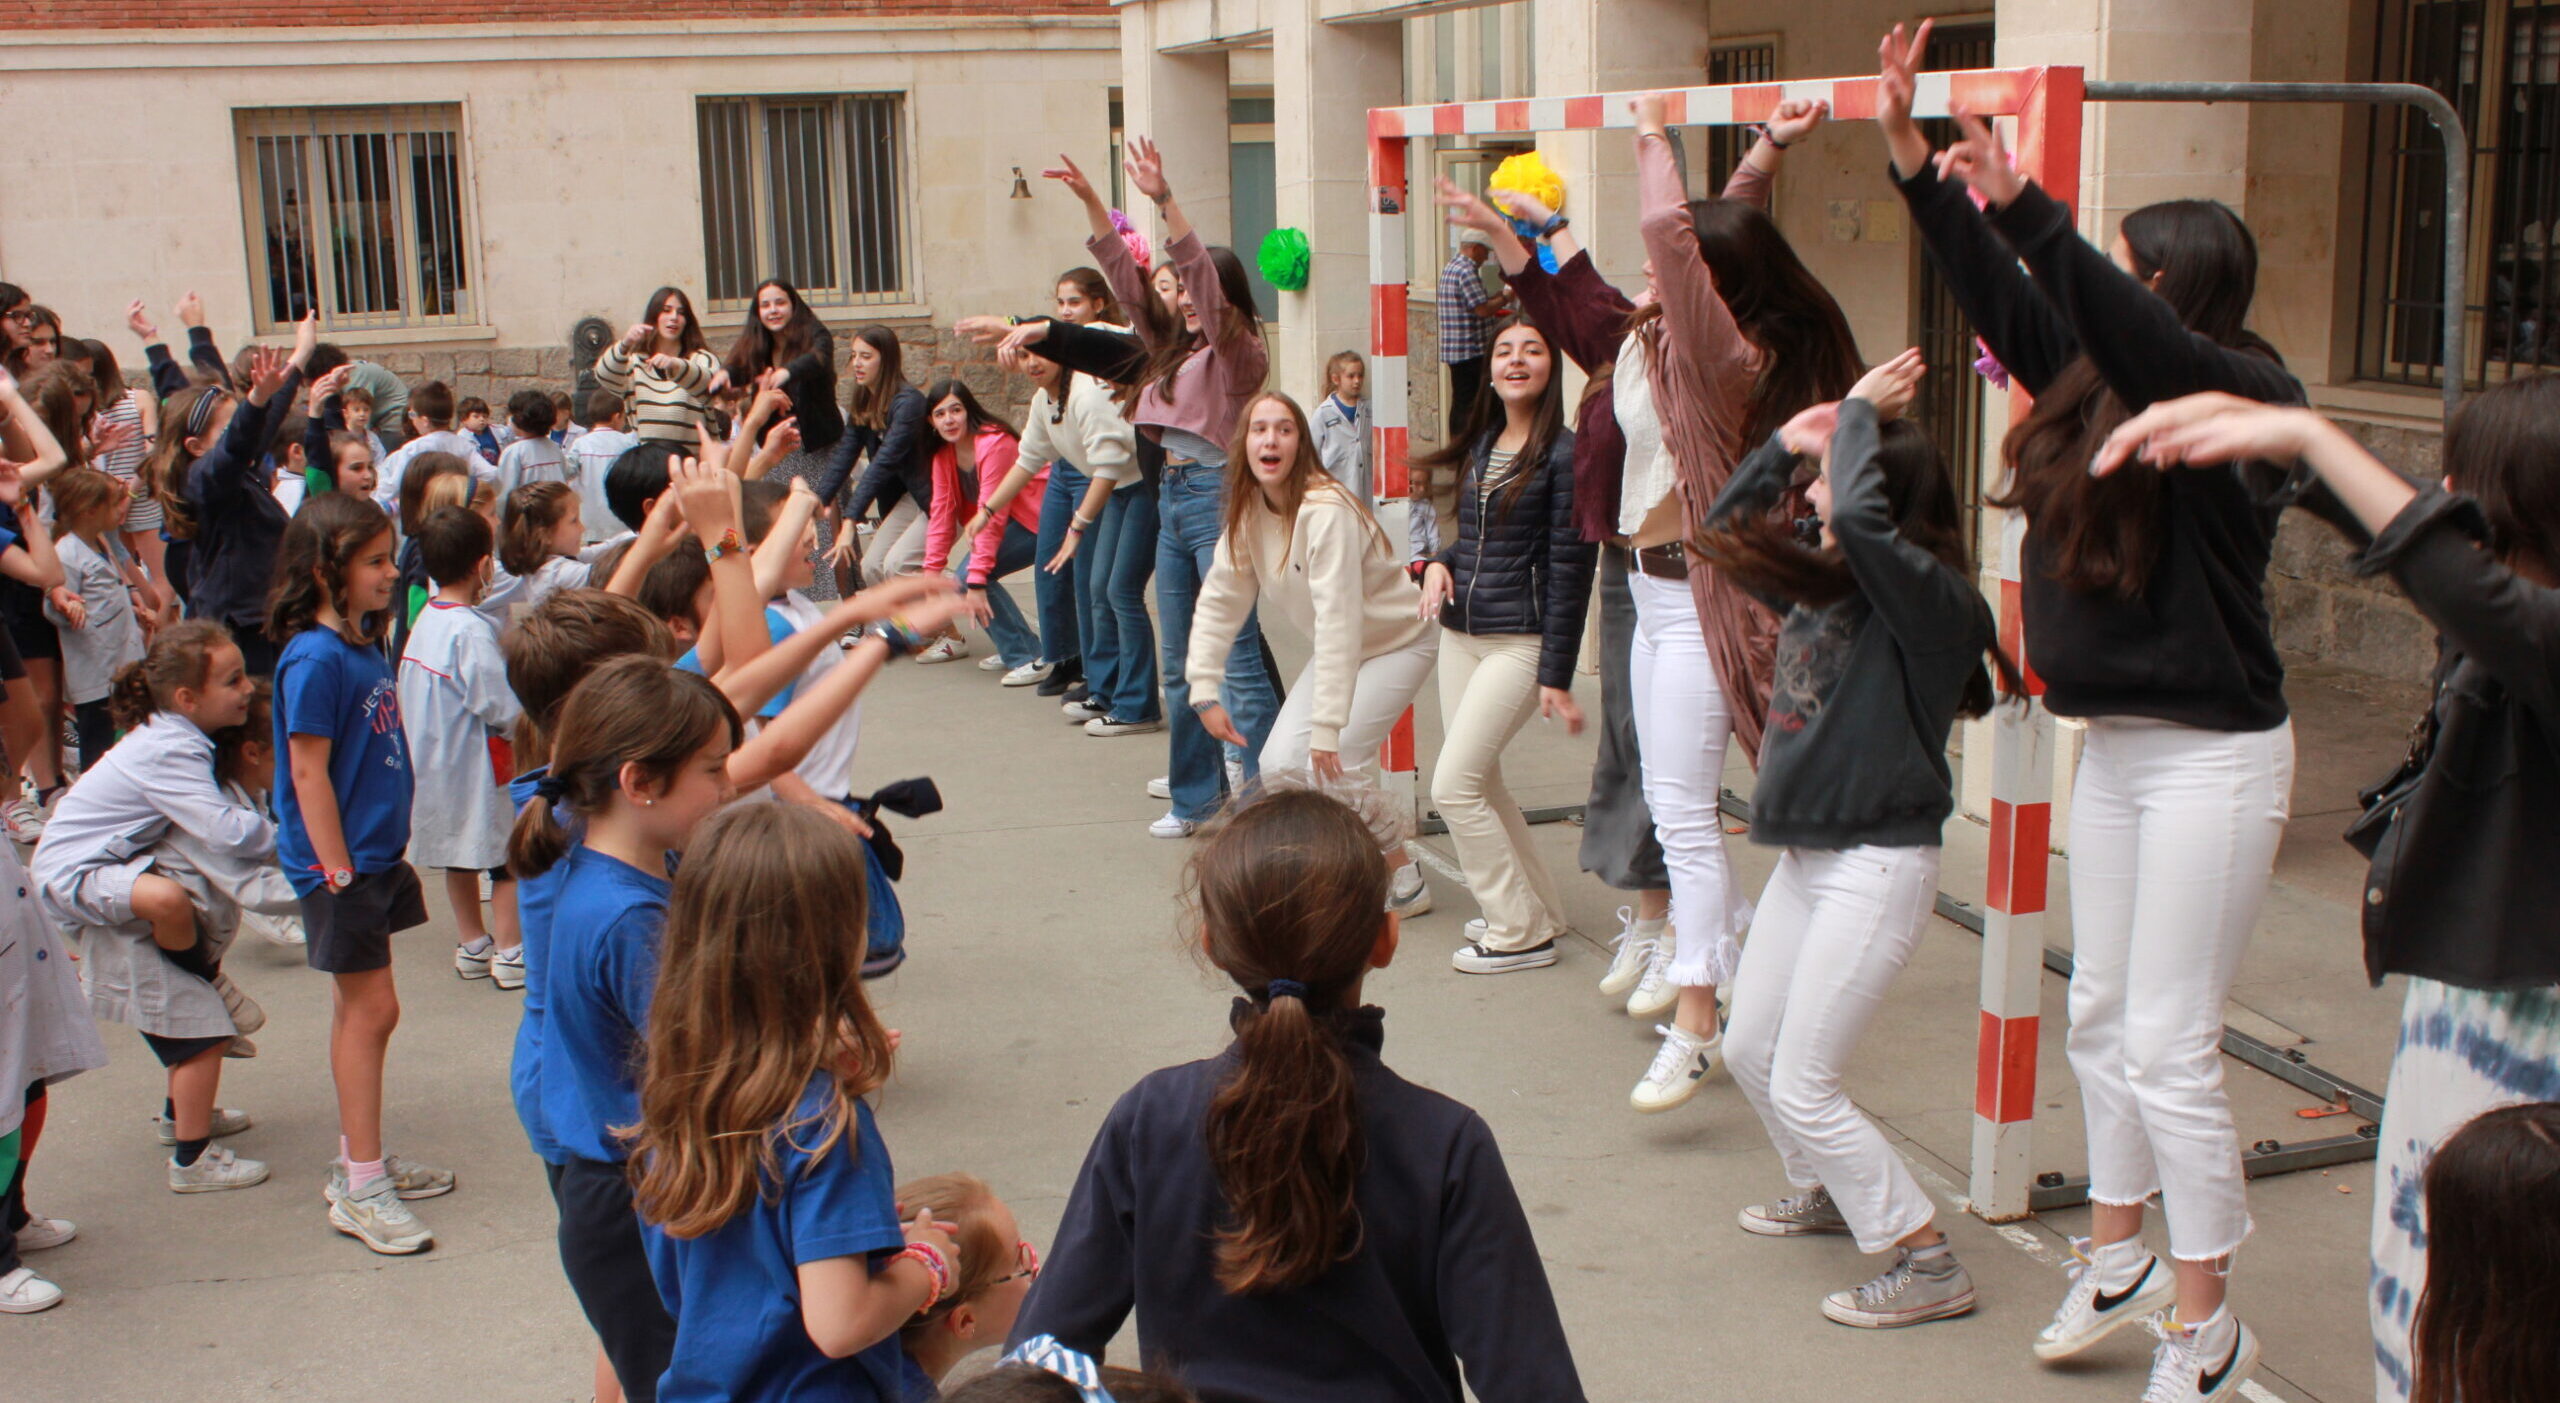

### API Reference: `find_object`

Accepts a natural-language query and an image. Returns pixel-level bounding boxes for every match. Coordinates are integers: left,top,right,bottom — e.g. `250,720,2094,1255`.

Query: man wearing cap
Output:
1436,230,1508,438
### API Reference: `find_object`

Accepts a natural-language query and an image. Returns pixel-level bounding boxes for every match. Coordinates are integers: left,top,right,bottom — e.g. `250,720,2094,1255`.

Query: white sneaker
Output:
1085,715,1165,737
154,1106,252,1146
1625,937,1679,1018
1063,697,1109,722
325,1154,457,1203
2035,1236,2179,1360
328,1177,434,1255
0,1266,62,1314
1,794,44,845
1737,1185,1852,1237
915,637,969,665
1224,756,1247,793
1822,1247,1978,1329
976,652,1012,672
12,1216,74,1252
242,908,307,946
454,941,493,980
1451,933,1558,975
489,945,527,991
2137,1315,2259,1403
1001,659,1052,687
169,1145,270,1194
1631,1023,1721,1113
1146,776,1173,800
1387,867,1432,918
1148,812,1197,839
1597,907,1657,999
213,972,266,1035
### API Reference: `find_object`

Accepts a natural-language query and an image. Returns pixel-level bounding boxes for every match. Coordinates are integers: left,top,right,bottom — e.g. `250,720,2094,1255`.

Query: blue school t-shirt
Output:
643,1076,928,1403
274,627,412,895
674,606,797,719
507,765,565,1164
540,844,672,1165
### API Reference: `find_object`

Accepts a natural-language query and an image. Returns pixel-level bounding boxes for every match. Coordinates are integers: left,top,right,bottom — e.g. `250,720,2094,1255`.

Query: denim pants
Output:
1033,463,1087,669
1157,462,1278,822
960,521,1041,667
1087,480,1160,723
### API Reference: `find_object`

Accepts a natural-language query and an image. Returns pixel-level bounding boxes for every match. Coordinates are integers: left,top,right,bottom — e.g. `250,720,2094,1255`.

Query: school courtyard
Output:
11,598,2404,1403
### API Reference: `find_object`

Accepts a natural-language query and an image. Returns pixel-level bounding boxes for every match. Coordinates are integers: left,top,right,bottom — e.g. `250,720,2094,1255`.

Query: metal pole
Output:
2083,80,2471,419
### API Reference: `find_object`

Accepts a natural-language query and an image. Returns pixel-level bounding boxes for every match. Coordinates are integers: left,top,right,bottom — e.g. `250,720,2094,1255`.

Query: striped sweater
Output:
594,343,721,444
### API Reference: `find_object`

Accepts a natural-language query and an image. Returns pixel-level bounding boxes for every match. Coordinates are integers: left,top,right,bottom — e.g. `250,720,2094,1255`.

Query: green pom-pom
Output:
1258,227,1312,293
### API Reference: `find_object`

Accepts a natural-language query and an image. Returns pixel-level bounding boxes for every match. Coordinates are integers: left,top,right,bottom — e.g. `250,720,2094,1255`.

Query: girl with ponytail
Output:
1012,789,1586,1403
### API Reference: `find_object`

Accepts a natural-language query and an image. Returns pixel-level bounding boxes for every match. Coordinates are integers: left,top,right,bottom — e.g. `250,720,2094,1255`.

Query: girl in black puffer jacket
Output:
1417,314,1596,975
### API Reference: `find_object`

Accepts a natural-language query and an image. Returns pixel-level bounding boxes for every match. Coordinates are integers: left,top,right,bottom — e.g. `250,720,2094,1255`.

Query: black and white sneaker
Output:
1450,936,1558,975
2035,1236,2179,1360
2137,1314,2259,1403
1063,697,1108,723
1037,667,1081,698
1085,714,1164,737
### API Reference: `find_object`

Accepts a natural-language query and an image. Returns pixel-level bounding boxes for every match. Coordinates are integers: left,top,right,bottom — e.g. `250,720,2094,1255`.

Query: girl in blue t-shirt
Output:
627,799,956,1403
266,492,449,1257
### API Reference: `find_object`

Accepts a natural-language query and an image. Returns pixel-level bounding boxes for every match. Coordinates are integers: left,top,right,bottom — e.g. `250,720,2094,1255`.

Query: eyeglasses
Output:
2,310,30,325
990,1239,1041,1286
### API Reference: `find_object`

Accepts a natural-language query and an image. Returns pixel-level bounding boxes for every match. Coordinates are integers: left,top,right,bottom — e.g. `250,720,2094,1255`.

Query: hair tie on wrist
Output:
1265,978,1308,1003
1000,1336,1117,1403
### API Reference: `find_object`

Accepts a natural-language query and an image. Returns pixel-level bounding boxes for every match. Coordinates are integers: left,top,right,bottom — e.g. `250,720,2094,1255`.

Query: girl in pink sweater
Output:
919,380,1044,673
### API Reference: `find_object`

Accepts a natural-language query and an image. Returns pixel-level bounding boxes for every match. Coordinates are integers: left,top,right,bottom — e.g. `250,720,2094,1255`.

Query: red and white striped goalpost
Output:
1366,66,2083,1223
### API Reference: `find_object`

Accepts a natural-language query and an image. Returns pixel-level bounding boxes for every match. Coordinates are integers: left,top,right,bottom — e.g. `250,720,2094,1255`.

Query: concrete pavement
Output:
8,590,2399,1402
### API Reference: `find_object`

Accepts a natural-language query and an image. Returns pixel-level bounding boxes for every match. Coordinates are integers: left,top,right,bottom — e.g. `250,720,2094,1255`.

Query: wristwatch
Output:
326,867,356,892
1538,214,1570,238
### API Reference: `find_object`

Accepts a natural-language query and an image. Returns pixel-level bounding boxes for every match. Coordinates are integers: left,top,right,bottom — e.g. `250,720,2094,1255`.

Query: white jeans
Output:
1726,844,1944,1252
863,496,927,584
1261,636,1439,853
1627,571,1748,986
1432,630,1569,950
2065,715,2294,1262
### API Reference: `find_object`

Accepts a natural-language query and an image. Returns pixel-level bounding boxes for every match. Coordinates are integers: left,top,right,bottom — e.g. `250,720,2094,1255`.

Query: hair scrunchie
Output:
1264,978,1308,1003
999,1335,1116,1403
533,774,568,802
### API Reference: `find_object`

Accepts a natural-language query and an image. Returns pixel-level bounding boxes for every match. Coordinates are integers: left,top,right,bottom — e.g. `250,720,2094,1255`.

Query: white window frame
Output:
233,104,480,335
695,92,914,311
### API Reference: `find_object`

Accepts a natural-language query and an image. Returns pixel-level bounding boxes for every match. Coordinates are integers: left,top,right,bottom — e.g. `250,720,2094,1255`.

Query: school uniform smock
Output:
45,535,144,706
1185,488,1431,755
641,1075,929,1403
0,847,106,1134
398,600,522,871
1013,1006,1585,1403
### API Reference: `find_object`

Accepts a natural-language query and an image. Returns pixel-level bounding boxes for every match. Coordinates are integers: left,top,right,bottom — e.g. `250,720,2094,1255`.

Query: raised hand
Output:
1937,107,2025,208
2090,392,2318,477
88,421,139,462
1435,177,1511,238
1878,21,1932,143
1631,93,1672,138
1847,347,1927,421
1491,186,1555,228
1043,152,1103,207
290,310,320,367
1123,135,1170,204
245,345,292,404
766,416,802,458
997,319,1051,359
1779,401,1842,458
954,314,1014,346
670,454,740,540
125,299,159,342
1764,97,1829,147
175,291,206,329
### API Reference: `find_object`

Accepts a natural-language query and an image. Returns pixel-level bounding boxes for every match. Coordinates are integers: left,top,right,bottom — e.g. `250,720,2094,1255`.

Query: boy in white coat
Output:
397,507,524,988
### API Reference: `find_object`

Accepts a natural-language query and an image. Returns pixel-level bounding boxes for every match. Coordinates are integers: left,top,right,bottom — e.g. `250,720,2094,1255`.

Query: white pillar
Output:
1530,0,1714,280
1273,7,1402,404
1119,3,1235,246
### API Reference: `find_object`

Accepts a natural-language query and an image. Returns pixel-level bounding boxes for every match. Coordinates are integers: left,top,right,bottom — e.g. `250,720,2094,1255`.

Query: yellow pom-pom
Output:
1488,152,1566,219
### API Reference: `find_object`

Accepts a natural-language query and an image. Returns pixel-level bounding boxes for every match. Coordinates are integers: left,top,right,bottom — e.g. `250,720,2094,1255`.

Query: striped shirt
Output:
594,344,721,445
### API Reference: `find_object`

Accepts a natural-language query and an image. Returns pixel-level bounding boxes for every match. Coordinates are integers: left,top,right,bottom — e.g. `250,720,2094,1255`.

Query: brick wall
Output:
0,1,1103,27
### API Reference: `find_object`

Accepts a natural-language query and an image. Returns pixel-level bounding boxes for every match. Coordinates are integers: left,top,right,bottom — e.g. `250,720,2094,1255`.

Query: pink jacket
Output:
923,426,1041,585
1088,228,1269,448
1638,131,1783,767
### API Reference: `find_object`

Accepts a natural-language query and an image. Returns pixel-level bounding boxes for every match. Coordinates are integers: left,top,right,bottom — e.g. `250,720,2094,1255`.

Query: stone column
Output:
1119,3,1235,247
1272,5,1403,403
1530,0,1714,281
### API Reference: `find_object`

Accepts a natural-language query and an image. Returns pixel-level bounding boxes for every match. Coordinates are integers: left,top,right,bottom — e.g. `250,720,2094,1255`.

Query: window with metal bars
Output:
1706,42,1778,194
2363,0,2560,384
235,105,476,333
697,94,907,309
1911,22,1996,536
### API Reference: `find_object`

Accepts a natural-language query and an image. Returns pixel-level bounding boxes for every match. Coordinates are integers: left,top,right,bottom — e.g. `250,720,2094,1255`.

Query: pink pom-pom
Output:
1108,208,1151,269
1971,335,2011,390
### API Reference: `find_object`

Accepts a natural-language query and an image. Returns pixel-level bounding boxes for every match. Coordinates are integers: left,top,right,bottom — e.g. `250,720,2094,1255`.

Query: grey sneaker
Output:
169,1145,270,1194
325,1154,456,1203
154,1106,252,1146
1821,1247,1977,1328
213,972,266,1035
489,945,527,991
328,1176,433,1255
1739,1185,1853,1237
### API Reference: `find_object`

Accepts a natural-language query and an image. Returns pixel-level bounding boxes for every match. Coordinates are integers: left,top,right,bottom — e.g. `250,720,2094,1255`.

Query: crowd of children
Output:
1,25,2557,1403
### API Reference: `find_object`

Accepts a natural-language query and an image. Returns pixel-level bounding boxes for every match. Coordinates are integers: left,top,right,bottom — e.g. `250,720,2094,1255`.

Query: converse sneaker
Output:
1001,659,1051,687
1053,678,1090,704
0,1266,62,1314
243,908,306,946
169,1145,271,1194
1387,866,1433,918
1063,697,1109,723
326,1154,457,1203
1625,938,1679,1018
1085,714,1164,737
1630,1024,1720,1113
1145,776,1173,800
1037,667,1081,698
2035,1236,2179,1360
1738,1185,1853,1237
1148,812,1197,840
2138,1313,2259,1403
12,1216,74,1251
154,1106,252,1146
454,940,494,980
489,945,527,991
1597,907,1657,999
915,637,969,665
1224,756,1247,794
1,793,45,845
213,972,266,1035
328,1176,434,1255
977,652,1012,672
1821,1246,1978,1328
1451,930,1559,975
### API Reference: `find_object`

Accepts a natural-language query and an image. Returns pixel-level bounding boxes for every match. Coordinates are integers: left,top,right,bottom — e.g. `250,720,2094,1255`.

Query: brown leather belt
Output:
1630,541,1689,582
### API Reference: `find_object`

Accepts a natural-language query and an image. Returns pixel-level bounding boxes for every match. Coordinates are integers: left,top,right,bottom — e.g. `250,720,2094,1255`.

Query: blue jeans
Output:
1033,464,1086,670
966,521,1041,667
1157,462,1278,822
1088,480,1160,722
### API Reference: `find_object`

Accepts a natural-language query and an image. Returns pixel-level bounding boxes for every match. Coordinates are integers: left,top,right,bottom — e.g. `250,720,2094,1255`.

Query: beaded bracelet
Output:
875,615,929,659
894,1240,953,1314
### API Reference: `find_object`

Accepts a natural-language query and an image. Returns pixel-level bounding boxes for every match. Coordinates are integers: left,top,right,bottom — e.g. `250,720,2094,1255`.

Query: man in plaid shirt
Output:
1437,229,1506,437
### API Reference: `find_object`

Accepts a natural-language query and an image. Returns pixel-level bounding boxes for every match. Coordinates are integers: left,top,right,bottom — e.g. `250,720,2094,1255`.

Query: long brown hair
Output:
844,325,909,430
2440,370,2560,583
628,802,895,1240
1219,392,1389,571
144,384,234,541
1131,244,1262,411
2410,1102,2560,1403
1415,314,1564,527
1191,789,1389,1293
501,588,675,767
1991,199,2279,597
1643,197,1864,449
396,451,472,538
641,285,708,359
108,619,236,732
1692,420,2017,716
500,480,577,576
724,278,824,382
22,361,96,468
507,655,740,878
1056,265,1125,326
264,491,394,648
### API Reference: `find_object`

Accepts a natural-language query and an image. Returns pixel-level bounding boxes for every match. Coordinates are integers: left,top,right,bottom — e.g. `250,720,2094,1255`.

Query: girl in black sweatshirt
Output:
2097,379,2560,1403
1010,790,1583,1403
1696,349,2005,1333
1880,26,2300,1398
